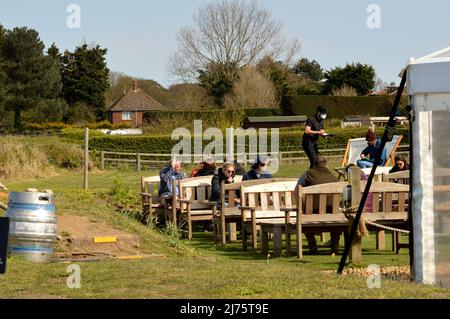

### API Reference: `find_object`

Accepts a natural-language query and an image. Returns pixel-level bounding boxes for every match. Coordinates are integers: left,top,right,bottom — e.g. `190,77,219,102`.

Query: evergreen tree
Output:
292,58,324,81
323,63,376,96
61,44,109,120
2,27,61,130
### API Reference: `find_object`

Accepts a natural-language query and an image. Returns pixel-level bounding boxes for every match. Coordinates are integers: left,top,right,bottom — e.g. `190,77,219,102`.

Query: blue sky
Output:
1,0,449,88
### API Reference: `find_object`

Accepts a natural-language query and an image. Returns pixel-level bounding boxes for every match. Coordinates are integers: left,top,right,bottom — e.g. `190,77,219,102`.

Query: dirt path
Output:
56,214,142,256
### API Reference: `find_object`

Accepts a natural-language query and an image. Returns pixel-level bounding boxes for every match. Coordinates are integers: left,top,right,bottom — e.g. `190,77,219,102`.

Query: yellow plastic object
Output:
93,236,117,243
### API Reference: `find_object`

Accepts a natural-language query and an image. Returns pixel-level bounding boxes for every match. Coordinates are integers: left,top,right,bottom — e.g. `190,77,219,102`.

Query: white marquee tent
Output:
405,46,450,287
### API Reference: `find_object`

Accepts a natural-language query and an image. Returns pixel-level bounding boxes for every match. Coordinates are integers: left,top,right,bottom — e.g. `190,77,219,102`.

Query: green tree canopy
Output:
198,62,239,106
62,44,109,120
323,63,376,96
292,58,324,81
2,27,61,130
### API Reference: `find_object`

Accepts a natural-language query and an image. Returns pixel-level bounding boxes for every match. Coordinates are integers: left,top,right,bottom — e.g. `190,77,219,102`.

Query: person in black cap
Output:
302,105,329,169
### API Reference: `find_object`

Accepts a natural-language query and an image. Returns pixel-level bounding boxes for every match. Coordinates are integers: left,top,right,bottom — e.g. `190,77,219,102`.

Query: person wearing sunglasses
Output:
209,162,237,204
243,155,273,181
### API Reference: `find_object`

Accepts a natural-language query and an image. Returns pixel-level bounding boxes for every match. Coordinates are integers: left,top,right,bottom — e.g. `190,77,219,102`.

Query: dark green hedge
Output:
281,95,407,118
62,126,409,153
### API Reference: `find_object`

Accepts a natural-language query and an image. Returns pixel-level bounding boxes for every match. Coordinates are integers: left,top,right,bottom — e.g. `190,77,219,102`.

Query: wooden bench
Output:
290,181,409,258
213,178,296,245
382,170,410,252
239,181,298,252
140,176,161,223
174,176,216,240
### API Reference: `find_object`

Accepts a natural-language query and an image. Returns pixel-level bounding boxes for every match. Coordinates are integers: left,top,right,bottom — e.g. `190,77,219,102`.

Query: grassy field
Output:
1,163,449,299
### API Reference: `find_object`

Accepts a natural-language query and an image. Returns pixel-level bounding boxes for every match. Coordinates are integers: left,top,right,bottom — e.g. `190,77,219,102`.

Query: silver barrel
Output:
6,192,57,263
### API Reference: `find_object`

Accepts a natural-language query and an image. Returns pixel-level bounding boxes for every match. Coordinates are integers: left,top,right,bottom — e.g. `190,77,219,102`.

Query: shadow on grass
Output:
187,230,410,271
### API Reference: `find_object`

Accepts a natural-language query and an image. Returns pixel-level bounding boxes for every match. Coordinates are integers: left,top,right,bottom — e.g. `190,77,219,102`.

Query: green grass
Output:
1,164,450,298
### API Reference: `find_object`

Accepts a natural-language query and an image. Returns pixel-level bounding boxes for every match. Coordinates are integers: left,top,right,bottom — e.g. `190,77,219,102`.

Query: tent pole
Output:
337,70,408,274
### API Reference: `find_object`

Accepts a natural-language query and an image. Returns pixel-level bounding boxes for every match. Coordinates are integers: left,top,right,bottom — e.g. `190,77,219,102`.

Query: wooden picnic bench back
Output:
177,176,213,210
240,181,298,220
382,170,410,184
140,175,161,213
298,182,348,215
361,181,409,218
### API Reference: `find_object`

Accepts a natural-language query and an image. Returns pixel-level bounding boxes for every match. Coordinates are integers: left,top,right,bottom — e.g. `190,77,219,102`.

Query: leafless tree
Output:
168,0,300,82
223,67,278,109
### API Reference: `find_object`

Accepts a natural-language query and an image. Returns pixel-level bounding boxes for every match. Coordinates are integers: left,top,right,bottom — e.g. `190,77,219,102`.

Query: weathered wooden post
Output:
349,165,362,265
100,151,105,170
137,153,141,172
84,127,89,191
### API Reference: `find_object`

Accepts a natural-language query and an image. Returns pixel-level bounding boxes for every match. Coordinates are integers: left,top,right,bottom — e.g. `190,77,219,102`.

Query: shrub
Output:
281,95,406,118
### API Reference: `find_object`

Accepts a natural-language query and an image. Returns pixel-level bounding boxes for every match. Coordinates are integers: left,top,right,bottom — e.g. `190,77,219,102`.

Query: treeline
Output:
0,22,386,133
0,25,109,131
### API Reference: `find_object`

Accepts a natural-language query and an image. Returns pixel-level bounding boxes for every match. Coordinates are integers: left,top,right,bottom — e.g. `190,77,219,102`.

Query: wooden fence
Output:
98,144,409,171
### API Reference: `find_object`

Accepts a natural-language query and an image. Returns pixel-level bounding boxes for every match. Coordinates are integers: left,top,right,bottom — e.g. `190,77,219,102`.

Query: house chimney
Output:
133,81,138,91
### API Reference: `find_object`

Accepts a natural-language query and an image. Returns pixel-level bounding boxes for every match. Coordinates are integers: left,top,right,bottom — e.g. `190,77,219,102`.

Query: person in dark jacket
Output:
243,156,273,181
356,130,387,168
389,155,409,173
209,162,236,204
302,105,329,169
196,158,217,176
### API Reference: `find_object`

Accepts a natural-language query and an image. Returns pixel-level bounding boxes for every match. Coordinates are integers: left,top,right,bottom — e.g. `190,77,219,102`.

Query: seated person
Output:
298,156,341,255
389,155,409,173
189,162,203,178
224,155,246,176
196,158,217,177
356,130,387,169
210,162,238,206
158,159,185,204
243,155,273,180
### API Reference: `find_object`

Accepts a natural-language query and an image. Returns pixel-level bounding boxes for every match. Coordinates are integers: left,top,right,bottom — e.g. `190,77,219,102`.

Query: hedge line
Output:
281,95,408,118
62,127,409,154
142,108,284,134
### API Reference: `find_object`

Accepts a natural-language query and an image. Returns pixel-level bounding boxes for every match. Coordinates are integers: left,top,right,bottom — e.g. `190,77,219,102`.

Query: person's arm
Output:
209,176,221,202
305,125,325,136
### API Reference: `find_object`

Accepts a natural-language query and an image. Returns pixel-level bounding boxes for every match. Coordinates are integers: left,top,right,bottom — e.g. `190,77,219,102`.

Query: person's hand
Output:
227,177,233,183
318,129,326,136
360,154,366,159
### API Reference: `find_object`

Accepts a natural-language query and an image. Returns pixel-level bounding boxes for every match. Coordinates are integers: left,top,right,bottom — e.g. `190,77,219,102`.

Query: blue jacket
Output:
361,138,387,166
158,166,185,197
243,169,273,181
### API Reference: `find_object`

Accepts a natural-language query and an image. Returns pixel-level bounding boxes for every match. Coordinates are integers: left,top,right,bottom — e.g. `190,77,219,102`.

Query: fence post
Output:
100,151,105,170
84,127,89,191
349,166,362,265
137,153,141,172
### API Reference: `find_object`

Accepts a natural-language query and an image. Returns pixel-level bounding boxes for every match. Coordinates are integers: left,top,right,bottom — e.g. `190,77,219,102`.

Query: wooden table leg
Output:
273,226,282,257
261,225,269,255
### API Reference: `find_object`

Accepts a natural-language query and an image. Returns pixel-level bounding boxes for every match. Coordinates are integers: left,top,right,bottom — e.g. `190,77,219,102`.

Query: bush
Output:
0,136,91,181
281,95,407,118
62,126,409,154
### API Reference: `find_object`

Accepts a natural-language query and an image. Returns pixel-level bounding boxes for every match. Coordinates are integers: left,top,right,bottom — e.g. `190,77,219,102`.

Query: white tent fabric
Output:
407,46,450,287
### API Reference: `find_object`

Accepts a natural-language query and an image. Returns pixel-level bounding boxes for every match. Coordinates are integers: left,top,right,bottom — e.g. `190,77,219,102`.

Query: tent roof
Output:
402,46,450,95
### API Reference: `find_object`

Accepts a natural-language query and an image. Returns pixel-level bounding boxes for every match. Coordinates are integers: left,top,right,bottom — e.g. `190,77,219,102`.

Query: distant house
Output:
108,81,166,127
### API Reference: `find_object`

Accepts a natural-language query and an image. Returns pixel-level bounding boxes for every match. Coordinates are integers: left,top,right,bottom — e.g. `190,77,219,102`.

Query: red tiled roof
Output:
109,83,166,111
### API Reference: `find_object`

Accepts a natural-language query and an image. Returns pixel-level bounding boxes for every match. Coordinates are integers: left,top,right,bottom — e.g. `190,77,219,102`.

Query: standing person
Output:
302,105,329,169
243,155,273,181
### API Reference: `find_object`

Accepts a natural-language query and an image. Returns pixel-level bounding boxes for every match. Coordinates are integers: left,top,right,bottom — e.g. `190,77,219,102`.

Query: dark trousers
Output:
302,140,319,169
